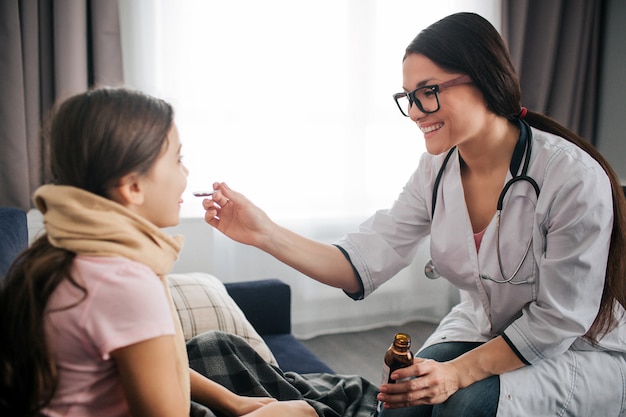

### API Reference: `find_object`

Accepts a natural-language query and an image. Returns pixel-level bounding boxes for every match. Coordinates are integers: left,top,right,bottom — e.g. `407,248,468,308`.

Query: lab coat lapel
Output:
429,150,476,290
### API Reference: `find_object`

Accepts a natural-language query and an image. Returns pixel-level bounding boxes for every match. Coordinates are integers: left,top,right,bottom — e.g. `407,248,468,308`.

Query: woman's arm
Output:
203,182,360,293
449,336,525,388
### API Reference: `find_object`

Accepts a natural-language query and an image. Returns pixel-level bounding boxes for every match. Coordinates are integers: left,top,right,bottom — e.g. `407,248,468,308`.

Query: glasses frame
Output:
393,75,473,117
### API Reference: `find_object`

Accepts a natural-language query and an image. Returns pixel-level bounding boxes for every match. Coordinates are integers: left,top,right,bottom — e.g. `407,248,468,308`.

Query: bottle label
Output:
381,364,412,385
380,363,391,386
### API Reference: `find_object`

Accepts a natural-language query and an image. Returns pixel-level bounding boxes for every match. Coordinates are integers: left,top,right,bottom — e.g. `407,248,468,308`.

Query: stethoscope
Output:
424,120,540,284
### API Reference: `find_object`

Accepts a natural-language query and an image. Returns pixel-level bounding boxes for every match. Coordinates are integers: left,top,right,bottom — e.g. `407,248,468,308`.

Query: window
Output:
119,0,501,336
120,0,501,220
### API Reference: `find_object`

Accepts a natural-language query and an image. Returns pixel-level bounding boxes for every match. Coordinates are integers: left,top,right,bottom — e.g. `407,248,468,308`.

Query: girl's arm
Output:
191,368,317,417
190,369,274,415
114,337,317,417
113,335,189,417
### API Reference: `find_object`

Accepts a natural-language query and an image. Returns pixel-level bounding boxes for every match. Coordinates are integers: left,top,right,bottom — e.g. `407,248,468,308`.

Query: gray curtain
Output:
0,0,123,210
501,0,605,143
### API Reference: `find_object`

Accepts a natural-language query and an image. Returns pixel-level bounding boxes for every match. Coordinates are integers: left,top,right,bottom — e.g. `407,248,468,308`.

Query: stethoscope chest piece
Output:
424,259,440,279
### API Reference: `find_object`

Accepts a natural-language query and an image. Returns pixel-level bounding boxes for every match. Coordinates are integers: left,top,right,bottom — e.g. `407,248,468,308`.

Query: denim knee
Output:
417,341,483,362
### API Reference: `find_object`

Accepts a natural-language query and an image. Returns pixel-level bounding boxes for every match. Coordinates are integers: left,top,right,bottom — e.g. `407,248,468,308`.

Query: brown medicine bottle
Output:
381,332,413,385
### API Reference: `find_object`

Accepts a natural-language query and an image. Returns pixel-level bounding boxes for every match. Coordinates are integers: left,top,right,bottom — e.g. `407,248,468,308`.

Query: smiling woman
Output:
118,0,501,221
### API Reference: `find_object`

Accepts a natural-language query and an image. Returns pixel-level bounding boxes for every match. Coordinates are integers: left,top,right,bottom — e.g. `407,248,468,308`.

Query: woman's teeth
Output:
420,123,443,133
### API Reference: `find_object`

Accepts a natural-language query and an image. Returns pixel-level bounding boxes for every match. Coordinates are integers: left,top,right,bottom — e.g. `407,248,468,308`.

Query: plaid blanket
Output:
187,331,379,417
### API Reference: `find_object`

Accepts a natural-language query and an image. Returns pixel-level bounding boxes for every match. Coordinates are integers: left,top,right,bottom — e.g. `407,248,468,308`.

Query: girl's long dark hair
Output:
0,87,173,416
405,12,626,342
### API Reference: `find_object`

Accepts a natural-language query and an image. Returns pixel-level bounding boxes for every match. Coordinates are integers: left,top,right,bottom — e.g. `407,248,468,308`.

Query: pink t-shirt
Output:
41,255,175,417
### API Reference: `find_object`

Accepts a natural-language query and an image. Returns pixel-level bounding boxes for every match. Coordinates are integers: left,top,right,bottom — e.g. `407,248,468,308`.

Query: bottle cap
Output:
394,332,411,347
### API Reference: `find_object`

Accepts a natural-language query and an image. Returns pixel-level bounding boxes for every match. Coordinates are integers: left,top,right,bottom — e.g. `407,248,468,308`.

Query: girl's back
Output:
43,256,174,416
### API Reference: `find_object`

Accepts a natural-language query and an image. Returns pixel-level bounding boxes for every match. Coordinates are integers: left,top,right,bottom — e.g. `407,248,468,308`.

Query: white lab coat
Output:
335,127,626,416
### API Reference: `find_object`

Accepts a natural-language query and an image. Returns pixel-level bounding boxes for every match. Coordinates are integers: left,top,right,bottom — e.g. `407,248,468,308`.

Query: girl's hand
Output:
242,400,317,417
202,182,274,248
230,395,276,415
189,370,314,417
377,358,461,409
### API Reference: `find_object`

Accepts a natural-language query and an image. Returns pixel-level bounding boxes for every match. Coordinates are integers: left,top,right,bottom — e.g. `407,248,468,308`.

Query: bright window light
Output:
120,0,500,220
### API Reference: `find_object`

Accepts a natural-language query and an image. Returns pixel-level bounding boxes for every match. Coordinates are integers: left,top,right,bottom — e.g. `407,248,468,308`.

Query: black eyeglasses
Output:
393,75,473,117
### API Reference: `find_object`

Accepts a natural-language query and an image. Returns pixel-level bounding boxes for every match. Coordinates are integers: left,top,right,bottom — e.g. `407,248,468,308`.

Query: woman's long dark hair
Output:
0,87,173,416
405,12,626,342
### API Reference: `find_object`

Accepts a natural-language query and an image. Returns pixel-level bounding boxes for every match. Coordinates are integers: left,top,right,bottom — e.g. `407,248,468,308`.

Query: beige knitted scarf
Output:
34,184,190,410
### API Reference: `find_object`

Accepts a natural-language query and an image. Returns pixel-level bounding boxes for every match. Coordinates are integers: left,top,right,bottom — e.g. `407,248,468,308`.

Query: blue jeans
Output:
378,342,499,417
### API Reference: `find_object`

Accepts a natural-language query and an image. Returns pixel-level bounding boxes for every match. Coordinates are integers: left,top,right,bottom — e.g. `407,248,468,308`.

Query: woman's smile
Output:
420,122,444,134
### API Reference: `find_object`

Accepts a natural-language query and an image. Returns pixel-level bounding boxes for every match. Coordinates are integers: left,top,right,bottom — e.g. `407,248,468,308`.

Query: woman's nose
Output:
408,102,427,121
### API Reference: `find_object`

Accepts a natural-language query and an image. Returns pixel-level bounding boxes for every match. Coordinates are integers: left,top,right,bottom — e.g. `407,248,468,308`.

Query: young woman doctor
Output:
201,12,626,417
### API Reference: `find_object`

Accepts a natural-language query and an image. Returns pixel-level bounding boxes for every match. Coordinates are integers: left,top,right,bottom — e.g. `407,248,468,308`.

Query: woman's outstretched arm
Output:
202,182,361,293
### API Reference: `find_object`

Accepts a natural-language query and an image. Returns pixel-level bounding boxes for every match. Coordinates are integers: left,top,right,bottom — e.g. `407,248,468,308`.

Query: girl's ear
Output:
109,172,145,206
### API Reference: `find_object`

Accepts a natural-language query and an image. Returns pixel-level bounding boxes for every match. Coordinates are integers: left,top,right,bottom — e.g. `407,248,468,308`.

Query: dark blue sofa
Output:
224,278,332,373
0,207,332,375
0,207,28,280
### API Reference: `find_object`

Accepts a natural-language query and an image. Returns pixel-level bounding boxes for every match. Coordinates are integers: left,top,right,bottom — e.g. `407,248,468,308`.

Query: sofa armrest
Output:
263,333,335,374
0,207,28,280
224,279,291,336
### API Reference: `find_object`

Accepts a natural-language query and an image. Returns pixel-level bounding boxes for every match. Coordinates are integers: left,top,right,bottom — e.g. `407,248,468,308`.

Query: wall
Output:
596,0,626,182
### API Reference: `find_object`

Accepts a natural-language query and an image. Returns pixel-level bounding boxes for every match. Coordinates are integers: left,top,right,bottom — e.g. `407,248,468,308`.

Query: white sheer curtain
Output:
118,0,501,338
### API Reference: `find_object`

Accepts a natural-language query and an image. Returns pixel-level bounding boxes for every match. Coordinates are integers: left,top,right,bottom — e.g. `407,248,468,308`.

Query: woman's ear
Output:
109,172,145,207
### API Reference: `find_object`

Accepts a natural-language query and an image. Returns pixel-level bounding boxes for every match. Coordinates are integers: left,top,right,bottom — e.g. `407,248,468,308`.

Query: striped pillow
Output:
167,272,278,366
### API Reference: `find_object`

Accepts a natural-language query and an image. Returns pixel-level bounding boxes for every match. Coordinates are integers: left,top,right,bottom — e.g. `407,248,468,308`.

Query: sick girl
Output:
0,87,315,417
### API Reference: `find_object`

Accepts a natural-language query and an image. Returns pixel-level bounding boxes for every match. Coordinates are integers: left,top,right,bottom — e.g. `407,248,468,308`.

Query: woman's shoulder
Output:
530,127,602,171
530,127,612,204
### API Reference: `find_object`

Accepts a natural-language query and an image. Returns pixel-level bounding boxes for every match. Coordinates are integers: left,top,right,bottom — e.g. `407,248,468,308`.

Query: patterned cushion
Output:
167,272,278,366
